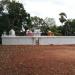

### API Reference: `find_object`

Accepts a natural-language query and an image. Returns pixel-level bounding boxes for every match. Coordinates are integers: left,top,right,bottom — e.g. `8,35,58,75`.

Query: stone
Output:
9,29,15,36
2,31,7,36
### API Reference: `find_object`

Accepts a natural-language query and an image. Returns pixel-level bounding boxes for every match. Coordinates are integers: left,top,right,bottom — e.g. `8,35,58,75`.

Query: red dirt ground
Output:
0,45,75,75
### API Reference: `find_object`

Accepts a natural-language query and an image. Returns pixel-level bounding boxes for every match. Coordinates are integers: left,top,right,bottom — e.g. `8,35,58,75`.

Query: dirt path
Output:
0,45,75,75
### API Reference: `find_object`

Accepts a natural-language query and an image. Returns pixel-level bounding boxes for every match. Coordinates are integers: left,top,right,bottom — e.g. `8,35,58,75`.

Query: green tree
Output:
58,12,73,36
58,19,72,36
31,16,51,35
0,0,32,36
64,20,72,36
44,17,56,27
57,26,64,35
7,1,31,32
0,1,9,35
59,12,67,25
31,16,44,29
50,25,60,36
68,19,75,35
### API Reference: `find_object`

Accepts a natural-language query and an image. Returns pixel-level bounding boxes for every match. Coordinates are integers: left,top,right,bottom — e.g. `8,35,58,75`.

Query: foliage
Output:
44,17,56,27
0,0,32,36
7,1,32,32
58,12,73,36
69,19,75,35
31,16,44,29
0,1,9,35
50,25,60,36
58,19,75,36
59,12,67,25
59,12,67,18
31,16,50,34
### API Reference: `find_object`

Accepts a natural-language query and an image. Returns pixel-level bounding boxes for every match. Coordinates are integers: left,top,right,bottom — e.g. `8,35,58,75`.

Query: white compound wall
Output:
2,36,75,45
39,36,75,45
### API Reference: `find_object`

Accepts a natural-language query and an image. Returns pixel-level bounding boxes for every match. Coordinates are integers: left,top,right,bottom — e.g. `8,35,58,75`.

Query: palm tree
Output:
59,12,67,25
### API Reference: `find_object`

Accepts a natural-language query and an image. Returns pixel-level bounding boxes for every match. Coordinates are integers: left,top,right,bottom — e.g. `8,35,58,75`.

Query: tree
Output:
7,1,31,31
0,0,32,36
59,12,73,36
68,19,75,35
57,19,73,36
31,16,51,35
31,16,44,29
0,1,9,43
64,20,72,36
44,17,56,27
59,12,67,25
0,1,9,35
57,26,64,36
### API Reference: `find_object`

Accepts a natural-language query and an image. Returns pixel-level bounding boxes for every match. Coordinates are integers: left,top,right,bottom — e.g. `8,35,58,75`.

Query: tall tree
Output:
0,0,32,35
59,12,67,25
57,19,72,36
7,1,30,30
0,1,9,35
64,20,72,36
68,19,75,35
31,16,44,29
44,17,56,27
31,16,50,35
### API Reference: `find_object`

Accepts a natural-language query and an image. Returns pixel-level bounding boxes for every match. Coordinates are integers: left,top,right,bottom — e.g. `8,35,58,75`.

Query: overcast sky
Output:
18,0,75,25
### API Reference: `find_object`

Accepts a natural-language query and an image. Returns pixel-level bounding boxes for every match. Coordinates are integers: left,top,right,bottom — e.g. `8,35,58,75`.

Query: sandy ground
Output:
0,45,75,75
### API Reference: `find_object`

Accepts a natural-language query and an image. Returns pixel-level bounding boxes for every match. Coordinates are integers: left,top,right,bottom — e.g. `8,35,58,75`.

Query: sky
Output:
13,0,75,25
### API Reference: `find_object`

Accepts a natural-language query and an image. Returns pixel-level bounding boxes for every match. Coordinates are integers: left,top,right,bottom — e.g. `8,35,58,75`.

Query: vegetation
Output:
1,0,75,44
59,12,67,25
0,0,31,36
58,12,75,36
